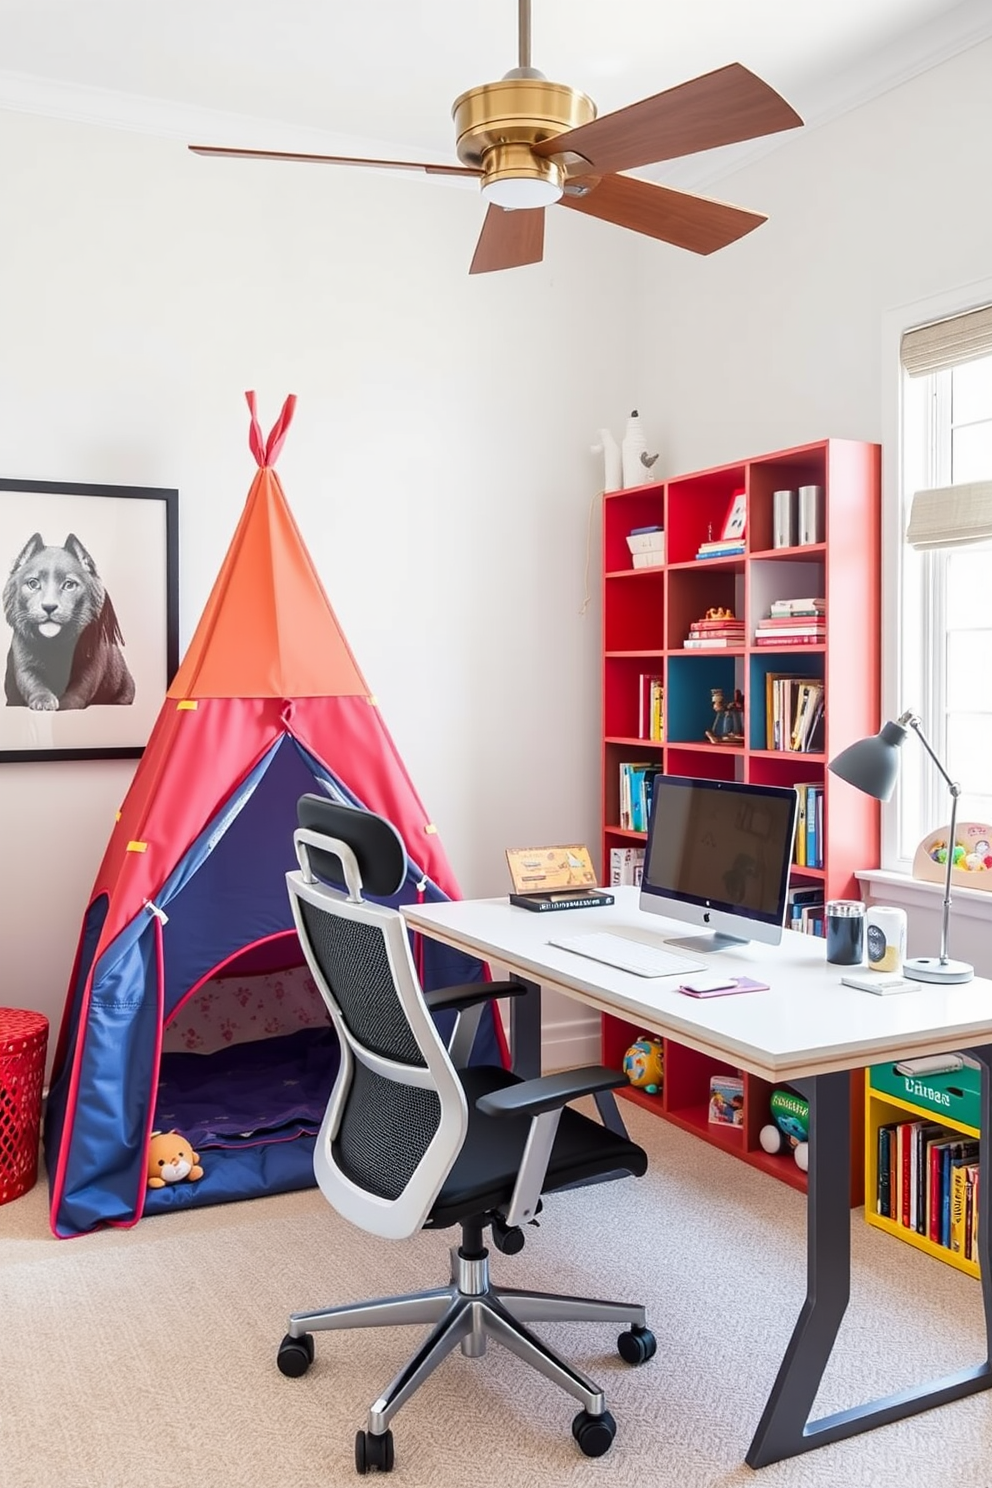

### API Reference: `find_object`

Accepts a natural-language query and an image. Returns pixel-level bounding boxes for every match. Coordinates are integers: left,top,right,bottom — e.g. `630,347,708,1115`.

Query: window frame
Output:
881,274,992,875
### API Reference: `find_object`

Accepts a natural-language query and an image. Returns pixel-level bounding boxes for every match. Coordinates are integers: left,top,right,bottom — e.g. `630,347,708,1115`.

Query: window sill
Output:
855,868,992,923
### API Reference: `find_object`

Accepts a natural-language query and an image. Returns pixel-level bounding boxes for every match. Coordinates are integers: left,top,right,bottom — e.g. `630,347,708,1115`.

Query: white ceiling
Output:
1,0,990,188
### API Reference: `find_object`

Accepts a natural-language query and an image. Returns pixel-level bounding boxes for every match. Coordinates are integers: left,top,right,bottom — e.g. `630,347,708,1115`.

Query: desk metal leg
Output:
508,975,629,1140
747,1052,992,1468
509,975,543,1081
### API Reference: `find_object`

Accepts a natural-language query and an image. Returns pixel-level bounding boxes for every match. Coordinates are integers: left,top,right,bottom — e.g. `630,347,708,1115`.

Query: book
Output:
754,635,826,647
708,1075,745,1126
683,637,744,649
769,598,825,612
509,890,615,913
609,846,645,887
877,1124,895,1217
638,673,664,741
754,624,826,635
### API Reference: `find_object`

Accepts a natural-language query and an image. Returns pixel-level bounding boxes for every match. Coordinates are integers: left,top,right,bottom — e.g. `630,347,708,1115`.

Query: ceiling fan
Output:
189,0,802,275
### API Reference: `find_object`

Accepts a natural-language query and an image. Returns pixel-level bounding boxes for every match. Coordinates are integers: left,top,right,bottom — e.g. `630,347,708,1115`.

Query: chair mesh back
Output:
297,898,442,1201
298,900,423,1064
338,1062,442,1200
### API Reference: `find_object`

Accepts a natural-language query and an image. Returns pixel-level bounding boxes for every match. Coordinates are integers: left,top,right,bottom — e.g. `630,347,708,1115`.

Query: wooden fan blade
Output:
535,63,801,176
469,204,545,275
188,145,480,177
560,174,766,255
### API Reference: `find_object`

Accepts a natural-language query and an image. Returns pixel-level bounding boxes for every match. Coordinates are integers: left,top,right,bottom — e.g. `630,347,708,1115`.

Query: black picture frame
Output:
0,478,179,762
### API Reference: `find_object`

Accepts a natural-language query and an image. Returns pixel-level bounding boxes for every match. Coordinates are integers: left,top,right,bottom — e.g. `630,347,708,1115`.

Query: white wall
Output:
0,109,646,1059
635,37,992,475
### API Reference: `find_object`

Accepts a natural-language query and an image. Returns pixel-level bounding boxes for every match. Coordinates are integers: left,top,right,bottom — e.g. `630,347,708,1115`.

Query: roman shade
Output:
900,304,992,377
906,481,992,550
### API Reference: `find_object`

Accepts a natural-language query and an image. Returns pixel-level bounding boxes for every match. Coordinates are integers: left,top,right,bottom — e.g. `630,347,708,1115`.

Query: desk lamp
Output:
828,710,974,984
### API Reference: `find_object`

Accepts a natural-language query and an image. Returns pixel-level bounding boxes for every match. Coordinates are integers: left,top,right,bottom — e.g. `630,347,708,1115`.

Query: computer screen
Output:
639,775,799,951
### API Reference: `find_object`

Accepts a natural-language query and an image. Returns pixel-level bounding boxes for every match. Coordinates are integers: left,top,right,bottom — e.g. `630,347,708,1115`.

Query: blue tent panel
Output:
47,734,501,1235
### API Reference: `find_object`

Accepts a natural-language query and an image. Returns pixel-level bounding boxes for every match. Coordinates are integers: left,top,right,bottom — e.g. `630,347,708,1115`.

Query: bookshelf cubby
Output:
864,1065,981,1276
600,437,881,1200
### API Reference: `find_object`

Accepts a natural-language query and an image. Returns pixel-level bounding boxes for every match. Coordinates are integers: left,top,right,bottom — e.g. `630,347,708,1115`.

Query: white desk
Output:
402,887,992,1467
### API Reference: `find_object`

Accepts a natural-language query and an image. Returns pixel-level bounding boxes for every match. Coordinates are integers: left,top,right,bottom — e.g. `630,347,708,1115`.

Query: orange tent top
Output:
168,393,368,700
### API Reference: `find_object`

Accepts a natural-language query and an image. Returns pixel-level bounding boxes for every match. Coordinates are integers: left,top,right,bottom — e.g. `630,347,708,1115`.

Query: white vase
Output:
591,428,622,491
622,410,649,488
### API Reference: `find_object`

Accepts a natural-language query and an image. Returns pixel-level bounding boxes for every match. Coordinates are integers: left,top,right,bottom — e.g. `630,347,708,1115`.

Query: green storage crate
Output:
869,1060,981,1131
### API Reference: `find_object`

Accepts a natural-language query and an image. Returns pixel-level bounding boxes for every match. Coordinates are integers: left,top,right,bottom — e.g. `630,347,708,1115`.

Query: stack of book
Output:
754,597,825,646
788,884,825,934
684,615,746,649
626,525,665,568
795,783,824,869
638,673,664,740
876,1120,980,1258
764,674,824,752
618,762,662,832
695,537,745,560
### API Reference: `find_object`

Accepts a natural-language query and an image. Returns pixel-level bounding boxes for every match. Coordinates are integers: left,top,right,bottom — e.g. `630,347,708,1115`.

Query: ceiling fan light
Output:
479,142,563,211
482,176,562,209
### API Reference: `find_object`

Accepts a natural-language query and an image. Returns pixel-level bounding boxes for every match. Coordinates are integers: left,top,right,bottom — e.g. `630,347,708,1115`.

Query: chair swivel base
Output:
277,1240,655,1473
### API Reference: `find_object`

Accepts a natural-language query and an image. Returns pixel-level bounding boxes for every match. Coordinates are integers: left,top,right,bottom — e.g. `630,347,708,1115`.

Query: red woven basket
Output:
0,1008,49,1205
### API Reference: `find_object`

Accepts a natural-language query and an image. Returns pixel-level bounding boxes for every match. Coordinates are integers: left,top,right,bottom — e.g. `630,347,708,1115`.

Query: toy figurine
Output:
622,1035,664,1095
706,687,745,745
758,1089,809,1172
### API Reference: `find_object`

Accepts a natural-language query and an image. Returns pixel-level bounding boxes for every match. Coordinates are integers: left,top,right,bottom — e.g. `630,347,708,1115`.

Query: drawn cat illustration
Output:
3,532,135,710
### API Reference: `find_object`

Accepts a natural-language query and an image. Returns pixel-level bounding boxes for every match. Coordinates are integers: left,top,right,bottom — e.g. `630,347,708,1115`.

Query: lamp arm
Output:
899,711,961,966
899,711,962,798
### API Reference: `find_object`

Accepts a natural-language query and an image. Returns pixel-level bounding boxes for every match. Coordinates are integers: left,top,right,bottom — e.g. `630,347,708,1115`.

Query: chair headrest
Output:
296,795,407,898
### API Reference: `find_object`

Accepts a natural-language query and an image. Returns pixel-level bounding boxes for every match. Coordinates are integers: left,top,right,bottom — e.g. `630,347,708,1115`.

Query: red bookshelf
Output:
600,438,880,1202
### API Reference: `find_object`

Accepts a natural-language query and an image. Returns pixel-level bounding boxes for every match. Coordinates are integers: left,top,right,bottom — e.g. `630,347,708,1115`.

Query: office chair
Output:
280,795,654,1474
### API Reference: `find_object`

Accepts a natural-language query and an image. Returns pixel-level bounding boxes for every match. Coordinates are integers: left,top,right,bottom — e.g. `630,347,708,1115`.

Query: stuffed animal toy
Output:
146,1130,205,1189
759,1088,810,1172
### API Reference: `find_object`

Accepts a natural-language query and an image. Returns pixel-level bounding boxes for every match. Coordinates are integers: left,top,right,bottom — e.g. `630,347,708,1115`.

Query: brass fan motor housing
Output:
452,78,596,193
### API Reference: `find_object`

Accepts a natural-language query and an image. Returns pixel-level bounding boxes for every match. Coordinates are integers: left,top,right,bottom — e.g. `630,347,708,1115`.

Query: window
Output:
897,320,992,871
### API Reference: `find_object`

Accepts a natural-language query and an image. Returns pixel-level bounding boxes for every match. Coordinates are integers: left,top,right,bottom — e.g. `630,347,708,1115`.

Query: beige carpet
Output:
3,1103,991,1488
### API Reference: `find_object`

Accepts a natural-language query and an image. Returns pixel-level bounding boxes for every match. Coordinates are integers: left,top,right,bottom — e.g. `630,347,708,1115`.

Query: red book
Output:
754,635,825,647
900,1123,913,1229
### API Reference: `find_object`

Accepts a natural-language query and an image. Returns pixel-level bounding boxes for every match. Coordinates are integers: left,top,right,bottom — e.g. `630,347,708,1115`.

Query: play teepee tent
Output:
44,393,503,1238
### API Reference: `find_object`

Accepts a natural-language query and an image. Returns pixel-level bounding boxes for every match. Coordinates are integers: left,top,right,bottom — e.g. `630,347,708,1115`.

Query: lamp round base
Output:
903,956,974,985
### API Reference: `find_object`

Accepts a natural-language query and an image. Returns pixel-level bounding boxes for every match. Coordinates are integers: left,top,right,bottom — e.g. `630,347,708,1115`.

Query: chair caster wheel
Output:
491,1216,525,1255
355,1428,394,1474
571,1409,616,1458
617,1323,657,1365
276,1333,315,1377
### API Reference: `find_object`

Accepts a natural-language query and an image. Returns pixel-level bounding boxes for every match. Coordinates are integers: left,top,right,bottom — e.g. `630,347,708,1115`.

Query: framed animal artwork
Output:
0,478,179,761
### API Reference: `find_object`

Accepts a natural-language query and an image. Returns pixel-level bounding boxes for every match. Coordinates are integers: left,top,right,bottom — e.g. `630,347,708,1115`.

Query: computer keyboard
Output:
546,932,706,980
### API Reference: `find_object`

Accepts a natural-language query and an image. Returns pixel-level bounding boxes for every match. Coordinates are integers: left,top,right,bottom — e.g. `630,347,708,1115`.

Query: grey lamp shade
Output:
828,720,909,802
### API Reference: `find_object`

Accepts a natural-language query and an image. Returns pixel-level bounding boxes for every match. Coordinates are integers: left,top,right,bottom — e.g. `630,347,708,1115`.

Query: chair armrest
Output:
476,1066,629,1230
424,981,528,1068
423,980,527,1013
476,1066,625,1119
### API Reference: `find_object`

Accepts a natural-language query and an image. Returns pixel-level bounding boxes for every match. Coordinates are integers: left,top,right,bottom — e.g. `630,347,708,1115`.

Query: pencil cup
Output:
865,906,907,974
825,901,866,965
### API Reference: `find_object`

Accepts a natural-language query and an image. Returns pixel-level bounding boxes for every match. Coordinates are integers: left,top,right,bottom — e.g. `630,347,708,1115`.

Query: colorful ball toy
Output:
623,1035,664,1095
759,1088,810,1171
